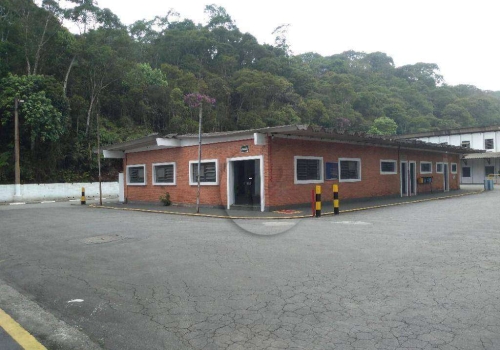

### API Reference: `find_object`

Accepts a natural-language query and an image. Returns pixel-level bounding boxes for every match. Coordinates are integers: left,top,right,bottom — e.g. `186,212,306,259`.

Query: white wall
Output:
0,182,118,203
449,135,461,146
418,131,500,151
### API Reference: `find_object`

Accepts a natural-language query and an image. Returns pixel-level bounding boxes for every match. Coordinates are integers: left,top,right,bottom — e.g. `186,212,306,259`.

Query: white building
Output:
397,126,498,184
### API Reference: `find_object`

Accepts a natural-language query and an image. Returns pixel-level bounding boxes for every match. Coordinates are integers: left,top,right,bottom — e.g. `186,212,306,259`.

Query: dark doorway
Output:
409,162,416,195
401,162,408,196
233,160,260,206
444,163,449,191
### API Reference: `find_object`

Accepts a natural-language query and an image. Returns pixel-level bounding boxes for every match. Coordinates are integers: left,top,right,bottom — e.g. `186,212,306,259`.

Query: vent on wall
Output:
485,138,494,150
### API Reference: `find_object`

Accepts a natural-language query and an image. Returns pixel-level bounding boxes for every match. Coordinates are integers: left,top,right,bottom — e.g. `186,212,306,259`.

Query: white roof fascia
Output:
103,150,125,159
156,138,181,147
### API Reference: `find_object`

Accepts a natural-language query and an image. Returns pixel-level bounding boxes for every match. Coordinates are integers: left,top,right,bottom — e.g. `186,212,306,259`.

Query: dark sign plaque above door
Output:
240,145,249,153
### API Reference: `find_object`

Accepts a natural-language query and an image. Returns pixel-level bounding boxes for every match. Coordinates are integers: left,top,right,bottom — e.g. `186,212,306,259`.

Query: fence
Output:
0,182,119,203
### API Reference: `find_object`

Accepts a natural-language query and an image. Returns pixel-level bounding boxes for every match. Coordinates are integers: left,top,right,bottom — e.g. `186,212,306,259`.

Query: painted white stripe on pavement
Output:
41,201,56,204
9,202,26,206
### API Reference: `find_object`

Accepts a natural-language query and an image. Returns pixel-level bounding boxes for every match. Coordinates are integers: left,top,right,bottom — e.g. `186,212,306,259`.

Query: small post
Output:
311,189,315,217
333,184,339,215
97,109,102,206
13,97,24,201
315,185,321,218
81,187,86,205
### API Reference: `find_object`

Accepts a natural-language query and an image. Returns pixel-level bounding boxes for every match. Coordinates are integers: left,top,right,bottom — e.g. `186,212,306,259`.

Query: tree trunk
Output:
85,94,96,136
33,13,51,76
63,56,76,97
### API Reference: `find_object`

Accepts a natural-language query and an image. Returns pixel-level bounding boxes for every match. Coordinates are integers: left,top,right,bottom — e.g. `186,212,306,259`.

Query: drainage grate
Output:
81,234,122,245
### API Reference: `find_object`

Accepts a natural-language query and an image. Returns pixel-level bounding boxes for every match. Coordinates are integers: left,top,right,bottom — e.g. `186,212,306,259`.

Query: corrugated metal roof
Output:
463,152,500,159
395,125,500,139
102,125,484,154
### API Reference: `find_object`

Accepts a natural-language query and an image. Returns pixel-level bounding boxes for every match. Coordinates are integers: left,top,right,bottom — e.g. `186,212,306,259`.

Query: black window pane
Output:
155,165,174,183
485,139,494,149
462,167,471,177
451,164,457,172
381,161,395,173
340,161,359,179
129,167,144,183
421,163,431,172
192,162,216,182
297,159,320,181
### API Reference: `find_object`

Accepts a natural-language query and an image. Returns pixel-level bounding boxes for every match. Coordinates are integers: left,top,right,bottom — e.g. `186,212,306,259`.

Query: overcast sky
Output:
95,0,499,91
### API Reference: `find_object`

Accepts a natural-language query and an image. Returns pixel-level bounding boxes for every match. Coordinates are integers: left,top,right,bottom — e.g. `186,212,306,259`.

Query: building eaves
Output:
270,125,483,155
177,125,306,139
394,125,500,139
103,134,159,151
463,151,500,159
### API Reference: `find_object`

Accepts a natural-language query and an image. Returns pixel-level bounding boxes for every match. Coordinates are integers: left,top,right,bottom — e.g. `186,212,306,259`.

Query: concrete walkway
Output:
91,185,485,219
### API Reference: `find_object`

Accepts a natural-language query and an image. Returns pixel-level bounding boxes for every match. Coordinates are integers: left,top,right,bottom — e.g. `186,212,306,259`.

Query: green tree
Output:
367,116,398,135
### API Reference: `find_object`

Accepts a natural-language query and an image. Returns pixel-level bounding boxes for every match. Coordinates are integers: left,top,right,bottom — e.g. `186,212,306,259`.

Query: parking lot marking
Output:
0,308,46,350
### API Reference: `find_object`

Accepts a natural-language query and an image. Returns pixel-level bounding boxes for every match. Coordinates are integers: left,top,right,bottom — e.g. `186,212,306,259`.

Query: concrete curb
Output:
322,190,484,216
89,190,484,220
0,279,103,350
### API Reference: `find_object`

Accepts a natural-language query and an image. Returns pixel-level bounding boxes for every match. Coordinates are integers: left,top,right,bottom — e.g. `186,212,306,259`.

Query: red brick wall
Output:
123,136,461,208
267,137,461,207
124,139,268,207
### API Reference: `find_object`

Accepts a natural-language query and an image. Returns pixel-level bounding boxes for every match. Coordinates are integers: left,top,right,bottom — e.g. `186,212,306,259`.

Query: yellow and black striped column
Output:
333,184,339,215
315,185,321,217
81,187,86,205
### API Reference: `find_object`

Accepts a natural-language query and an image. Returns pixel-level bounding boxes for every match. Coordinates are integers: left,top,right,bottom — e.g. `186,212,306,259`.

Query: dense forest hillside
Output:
1,0,499,183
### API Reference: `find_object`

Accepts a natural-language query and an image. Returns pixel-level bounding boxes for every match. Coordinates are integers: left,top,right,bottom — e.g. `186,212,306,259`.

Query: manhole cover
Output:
81,234,122,244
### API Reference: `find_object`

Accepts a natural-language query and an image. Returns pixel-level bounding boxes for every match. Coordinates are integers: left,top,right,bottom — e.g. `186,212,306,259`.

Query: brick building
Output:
103,125,476,211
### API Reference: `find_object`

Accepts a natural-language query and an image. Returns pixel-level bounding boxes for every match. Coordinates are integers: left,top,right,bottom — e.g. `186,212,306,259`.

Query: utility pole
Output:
14,97,24,202
97,109,102,206
196,104,202,213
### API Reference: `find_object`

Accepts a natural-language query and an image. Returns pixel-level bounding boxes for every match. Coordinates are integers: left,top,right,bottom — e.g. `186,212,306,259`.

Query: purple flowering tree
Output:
184,93,216,213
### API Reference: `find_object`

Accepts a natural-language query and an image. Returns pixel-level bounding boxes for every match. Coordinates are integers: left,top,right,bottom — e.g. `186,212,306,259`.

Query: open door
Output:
227,156,264,211
400,161,408,196
443,163,449,192
409,161,417,196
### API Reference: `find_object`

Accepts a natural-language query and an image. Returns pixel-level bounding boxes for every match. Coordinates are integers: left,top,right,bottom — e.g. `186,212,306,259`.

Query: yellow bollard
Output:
333,184,339,215
81,187,86,205
315,185,321,217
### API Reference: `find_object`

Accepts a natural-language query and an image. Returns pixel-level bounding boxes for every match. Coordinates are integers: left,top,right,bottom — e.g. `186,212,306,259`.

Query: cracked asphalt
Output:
0,190,499,350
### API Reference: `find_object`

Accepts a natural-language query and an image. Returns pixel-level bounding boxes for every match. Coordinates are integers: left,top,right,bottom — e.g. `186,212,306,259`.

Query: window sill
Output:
294,179,324,185
189,182,219,186
339,178,361,183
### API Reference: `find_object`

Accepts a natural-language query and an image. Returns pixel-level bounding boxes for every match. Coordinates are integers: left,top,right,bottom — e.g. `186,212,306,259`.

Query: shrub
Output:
159,192,171,206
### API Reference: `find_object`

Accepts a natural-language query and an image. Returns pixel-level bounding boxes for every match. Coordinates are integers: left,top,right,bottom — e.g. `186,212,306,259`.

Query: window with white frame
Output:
294,156,323,184
153,162,176,185
485,139,494,150
436,162,444,173
339,158,361,182
451,163,457,174
127,164,146,185
420,161,432,174
189,160,218,185
461,140,470,148
380,160,397,174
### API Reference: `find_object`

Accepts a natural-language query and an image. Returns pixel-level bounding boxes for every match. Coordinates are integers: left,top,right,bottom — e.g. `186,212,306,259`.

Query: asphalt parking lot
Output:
0,188,499,350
